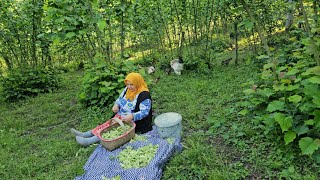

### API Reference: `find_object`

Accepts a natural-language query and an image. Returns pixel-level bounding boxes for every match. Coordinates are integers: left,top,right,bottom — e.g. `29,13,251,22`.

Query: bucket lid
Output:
154,112,182,128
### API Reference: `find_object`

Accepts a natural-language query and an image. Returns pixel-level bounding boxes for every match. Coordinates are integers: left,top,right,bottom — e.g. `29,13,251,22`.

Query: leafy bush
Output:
239,60,320,161
0,67,60,101
210,38,232,52
79,59,136,107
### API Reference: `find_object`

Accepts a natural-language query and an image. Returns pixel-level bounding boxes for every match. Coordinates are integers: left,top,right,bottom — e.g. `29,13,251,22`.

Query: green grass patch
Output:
0,71,92,179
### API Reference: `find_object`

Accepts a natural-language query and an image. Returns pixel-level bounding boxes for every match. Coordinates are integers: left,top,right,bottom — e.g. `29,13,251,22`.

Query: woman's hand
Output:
121,114,134,122
112,104,119,113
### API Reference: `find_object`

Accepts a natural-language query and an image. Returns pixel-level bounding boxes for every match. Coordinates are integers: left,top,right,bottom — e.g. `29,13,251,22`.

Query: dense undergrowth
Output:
0,62,319,179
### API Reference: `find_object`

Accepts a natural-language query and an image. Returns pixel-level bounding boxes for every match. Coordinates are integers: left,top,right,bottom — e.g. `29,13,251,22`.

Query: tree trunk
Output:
204,0,211,54
183,1,193,58
107,17,113,60
234,22,239,65
85,34,96,58
31,0,38,67
87,0,105,58
285,0,294,31
204,0,213,69
120,10,125,59
0,52,12,69
156,3,173,56
77,36,91,59
299,0,320,65
312,0,318,24
239,0,271,58
1,34,19,66
192,0,198,43
173,0,184,57
170,0,178,46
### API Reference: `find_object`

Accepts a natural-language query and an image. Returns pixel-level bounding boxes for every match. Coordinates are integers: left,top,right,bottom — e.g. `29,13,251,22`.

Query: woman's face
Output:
125,80,136,91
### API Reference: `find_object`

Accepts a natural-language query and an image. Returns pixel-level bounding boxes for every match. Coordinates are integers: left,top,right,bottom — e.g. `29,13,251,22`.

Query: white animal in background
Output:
170,57,184,75
147,66,155,74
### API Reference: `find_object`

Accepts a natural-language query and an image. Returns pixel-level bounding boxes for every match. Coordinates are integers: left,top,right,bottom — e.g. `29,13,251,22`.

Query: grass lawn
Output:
0,64,319,179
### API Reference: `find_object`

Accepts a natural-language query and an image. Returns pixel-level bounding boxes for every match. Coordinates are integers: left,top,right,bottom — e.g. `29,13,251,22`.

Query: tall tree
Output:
298,0,320,65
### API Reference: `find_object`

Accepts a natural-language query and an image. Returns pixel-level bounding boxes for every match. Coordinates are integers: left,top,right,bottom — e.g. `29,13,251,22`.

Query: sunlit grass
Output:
152,64,259,179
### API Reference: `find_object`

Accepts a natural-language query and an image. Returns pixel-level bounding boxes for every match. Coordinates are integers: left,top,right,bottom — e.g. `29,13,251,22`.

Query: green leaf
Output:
97,20,107,31
312,96,320,106
273,84,285,91
250,97,264,105
313,110,320,129
288,166,295,173
281,79,292,84
299,102,316,112
302,66,320,76
79,30,87,35
267,101,285,112
286,84,300,91
257,88,274,97
99,81,112,87
238,109,249,116
243,89,255,94
90,99,98,105
299,137,320,155
262,114,275,127
263,62,274,69
55,17,65,23
66,32,76,39
274,113,293,132
107,86,116,90
53,36,60,44
261,70,273,80
243,20,254,30
293,125,309,136
304,120,314,125
287,95,302,104
37,33,44,38
284,130,296,145
100,87,110,93
303,82,319,97
276,66,287,74
287,68,299,76
312,152,320,164
294,77,302,83
308,76,320,84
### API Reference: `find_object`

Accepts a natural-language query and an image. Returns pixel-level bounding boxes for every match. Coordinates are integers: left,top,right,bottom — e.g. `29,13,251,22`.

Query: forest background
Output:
0,0,319,179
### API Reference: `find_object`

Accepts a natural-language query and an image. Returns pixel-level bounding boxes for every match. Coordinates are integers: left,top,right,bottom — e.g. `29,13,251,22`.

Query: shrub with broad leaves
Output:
0,67,60,101
239,60,320,162
79,58,137,107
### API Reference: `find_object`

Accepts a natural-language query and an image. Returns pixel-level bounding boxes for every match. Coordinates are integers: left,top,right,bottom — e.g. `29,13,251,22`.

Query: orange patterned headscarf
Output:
124,73,149,101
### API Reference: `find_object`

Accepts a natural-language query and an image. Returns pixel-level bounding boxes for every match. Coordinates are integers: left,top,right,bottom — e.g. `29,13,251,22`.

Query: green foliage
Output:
54,61,85,73
0,67,60,101
240,60,320,158
210,38,232,53
1,65,319,179
79,58,136,107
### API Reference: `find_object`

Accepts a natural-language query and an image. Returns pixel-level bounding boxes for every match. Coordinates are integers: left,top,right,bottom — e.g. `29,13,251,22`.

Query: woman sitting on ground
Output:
71,72,153,147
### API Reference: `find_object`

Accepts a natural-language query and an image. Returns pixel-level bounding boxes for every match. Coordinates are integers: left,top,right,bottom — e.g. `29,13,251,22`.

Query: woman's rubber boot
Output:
70,128,93,138
76,135,100,147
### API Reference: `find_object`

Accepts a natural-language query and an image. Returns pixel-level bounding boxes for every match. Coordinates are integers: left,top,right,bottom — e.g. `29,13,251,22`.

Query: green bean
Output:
101,124,131,140
117,144,159,169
